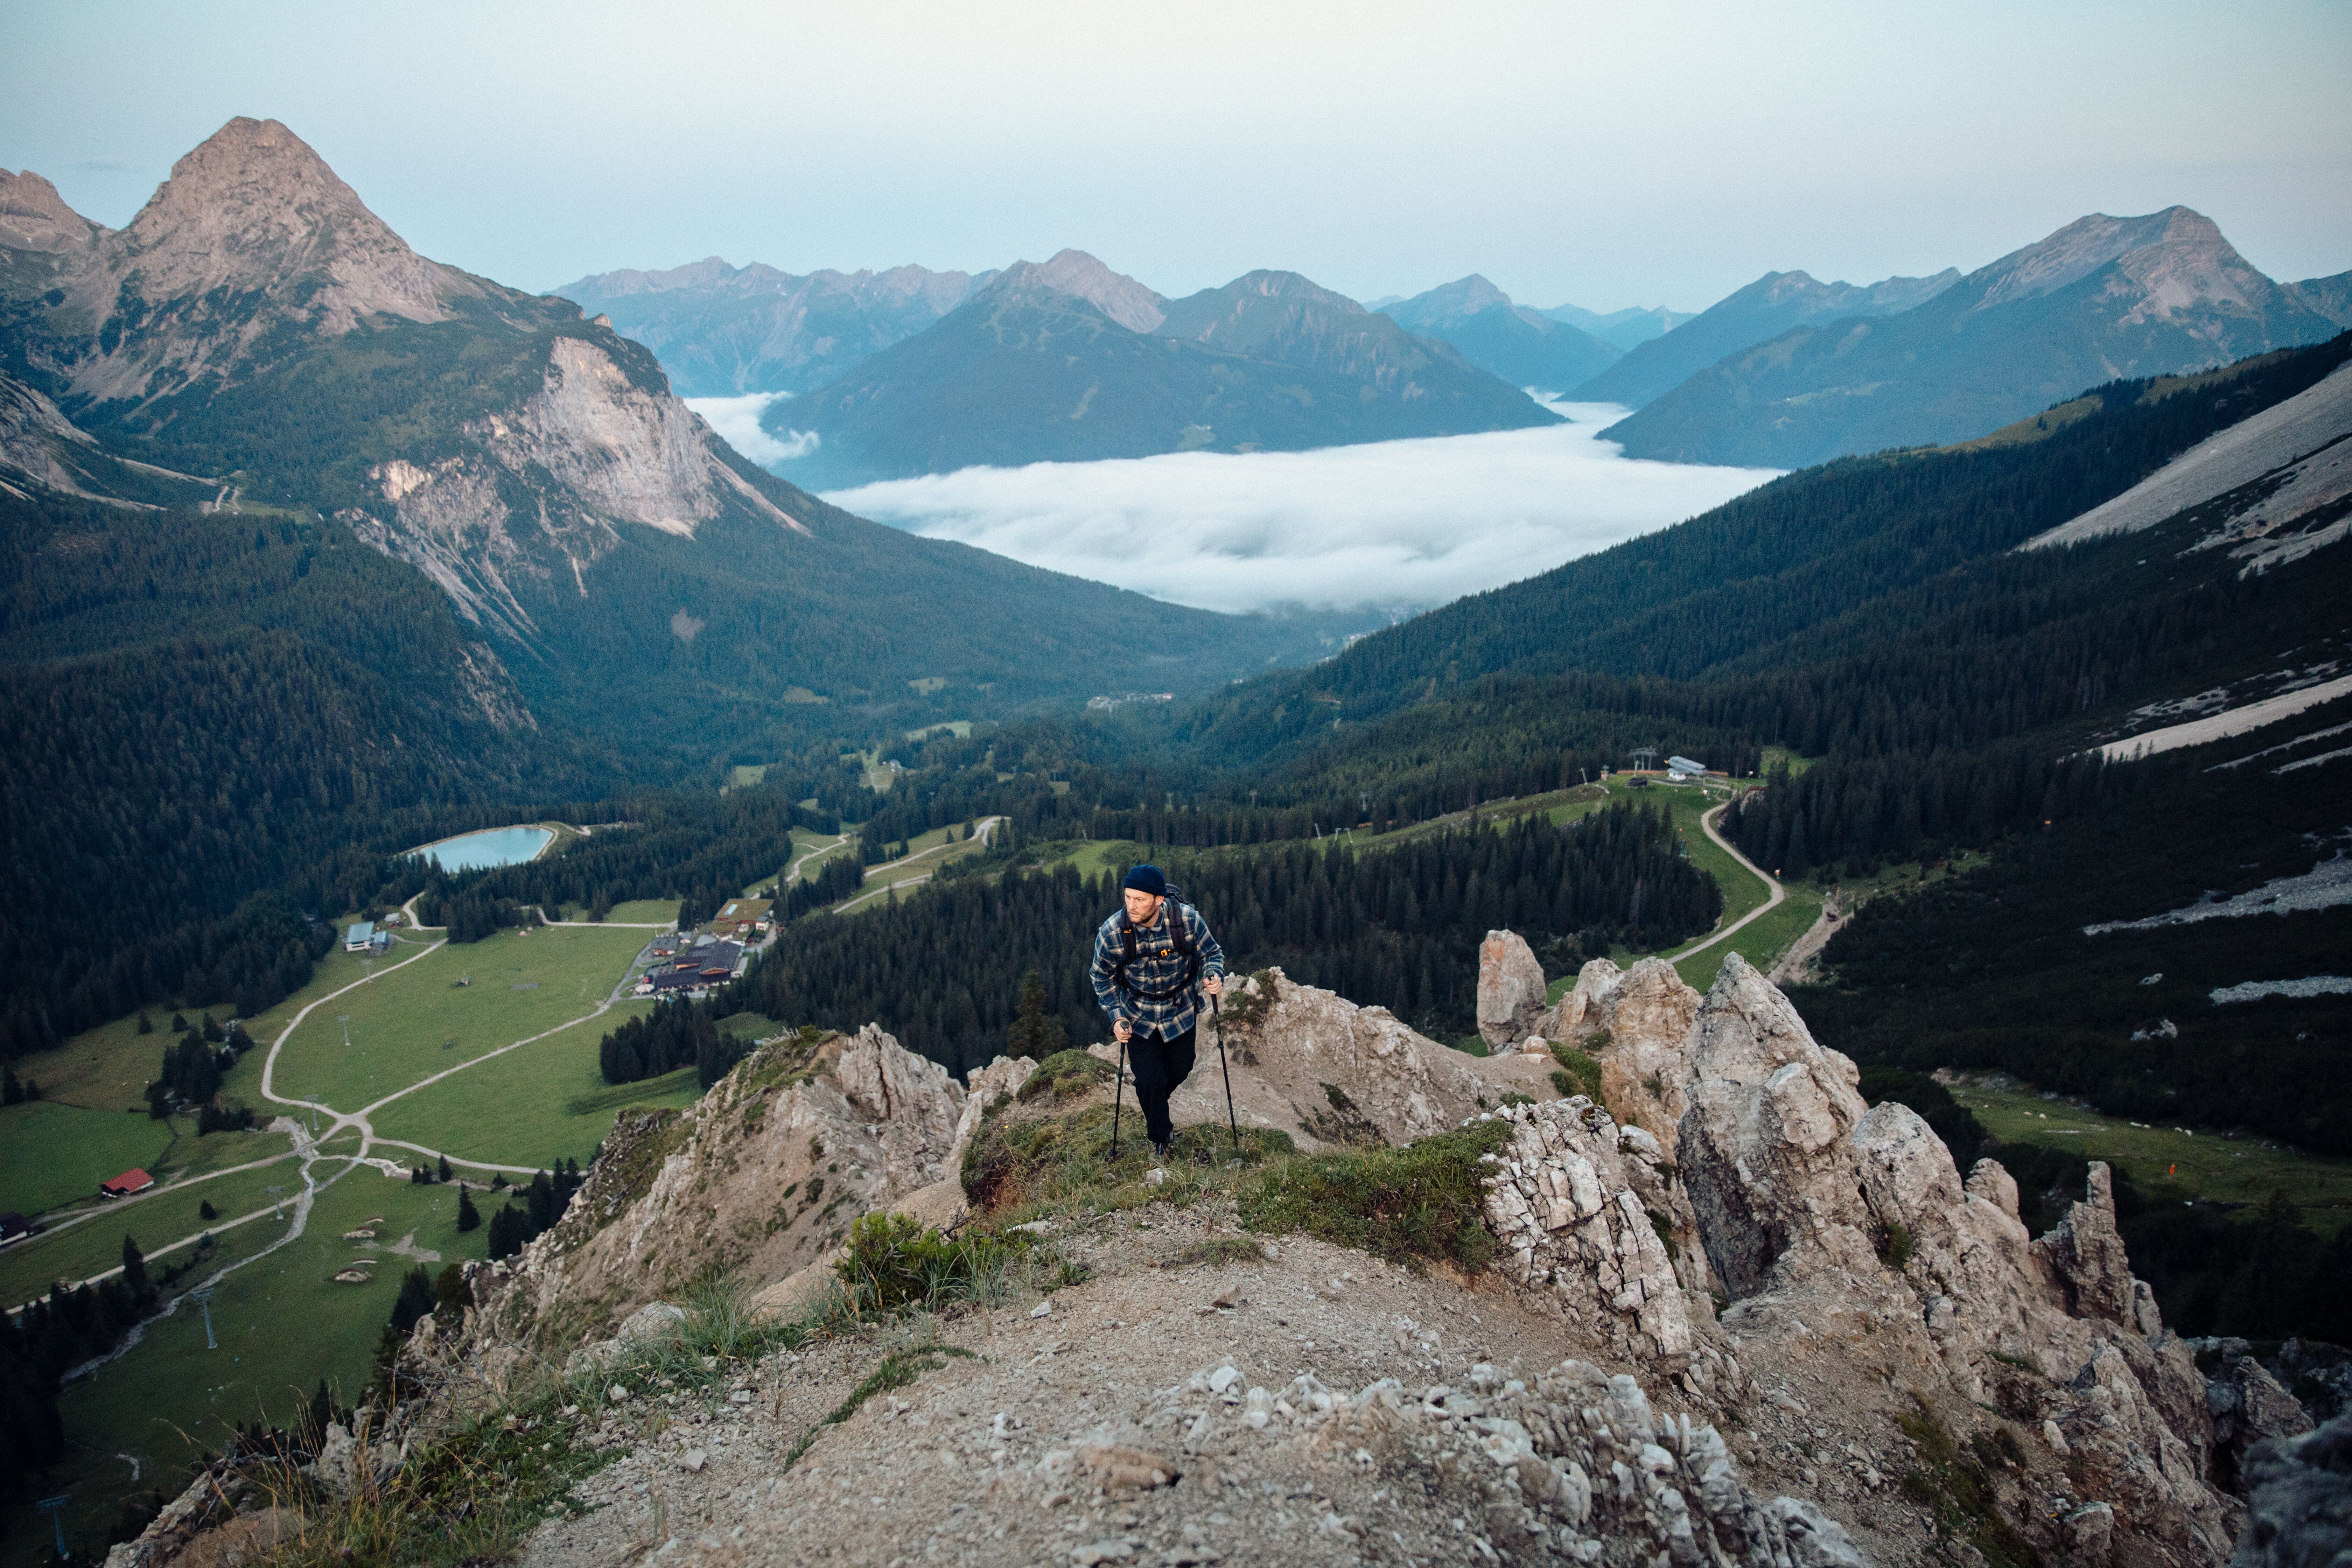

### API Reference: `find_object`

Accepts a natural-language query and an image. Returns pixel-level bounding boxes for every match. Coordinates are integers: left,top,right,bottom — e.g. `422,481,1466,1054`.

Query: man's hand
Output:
1203,974,1224,999
1113,1017,1133,1044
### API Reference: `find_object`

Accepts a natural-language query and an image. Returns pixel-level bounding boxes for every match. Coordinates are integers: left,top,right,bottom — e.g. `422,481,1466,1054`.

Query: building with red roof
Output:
99,1168,155,1198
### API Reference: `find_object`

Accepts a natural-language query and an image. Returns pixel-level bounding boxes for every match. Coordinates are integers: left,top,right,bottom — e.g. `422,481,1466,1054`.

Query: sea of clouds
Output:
685,392,818,465
694,396,1778,615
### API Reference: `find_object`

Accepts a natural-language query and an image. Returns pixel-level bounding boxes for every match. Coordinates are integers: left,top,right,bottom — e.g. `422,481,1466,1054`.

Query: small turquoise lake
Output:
410,826,554,872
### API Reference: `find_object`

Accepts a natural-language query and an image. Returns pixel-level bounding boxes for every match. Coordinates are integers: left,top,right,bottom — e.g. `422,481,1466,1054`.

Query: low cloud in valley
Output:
817,404,1778,615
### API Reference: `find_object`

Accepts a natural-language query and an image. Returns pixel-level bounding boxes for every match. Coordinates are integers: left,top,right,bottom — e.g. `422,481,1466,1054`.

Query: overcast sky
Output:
5,0,2348,313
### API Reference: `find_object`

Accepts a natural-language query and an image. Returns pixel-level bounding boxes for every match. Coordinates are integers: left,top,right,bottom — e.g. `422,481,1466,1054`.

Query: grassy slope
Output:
12,1166,490,1568
0,1158,301,1306
1951,1074,2352,1238
269,926,647,1112
367,1006,695,1169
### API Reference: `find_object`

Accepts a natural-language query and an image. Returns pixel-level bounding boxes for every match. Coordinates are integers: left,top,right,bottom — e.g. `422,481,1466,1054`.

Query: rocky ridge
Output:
121,945,2337,1568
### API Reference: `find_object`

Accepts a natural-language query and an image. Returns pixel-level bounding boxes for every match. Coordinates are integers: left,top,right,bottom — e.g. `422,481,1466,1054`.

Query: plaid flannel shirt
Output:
1089,900,1226,1041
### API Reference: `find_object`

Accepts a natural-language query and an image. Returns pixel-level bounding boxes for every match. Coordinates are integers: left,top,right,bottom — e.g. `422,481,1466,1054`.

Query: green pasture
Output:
602,899,682,926
770,825,853,892
1673,886,1826,992
270,925,645,1113
1,1101,194,1218
834,821,995,913
12,1165,489,1567
2,1027,288,1221
1,1157,303,1306
366,1000,693,1169
237,937,415,1049
1949,1075,2352,1236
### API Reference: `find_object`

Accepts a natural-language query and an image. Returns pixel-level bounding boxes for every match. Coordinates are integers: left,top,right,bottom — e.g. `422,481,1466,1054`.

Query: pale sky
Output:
4,0,2348,313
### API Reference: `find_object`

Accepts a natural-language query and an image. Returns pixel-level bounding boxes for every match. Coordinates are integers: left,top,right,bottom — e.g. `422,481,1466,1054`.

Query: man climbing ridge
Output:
1088,864,1227,1160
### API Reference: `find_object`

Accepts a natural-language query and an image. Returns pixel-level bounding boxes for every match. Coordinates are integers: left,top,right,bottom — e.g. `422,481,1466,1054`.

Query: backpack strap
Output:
1111,903,1202,1004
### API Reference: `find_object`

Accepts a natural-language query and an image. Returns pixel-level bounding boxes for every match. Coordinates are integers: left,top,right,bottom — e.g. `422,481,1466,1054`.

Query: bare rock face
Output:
1536,954,1621,1039
0,168,110,257
1678,954,1878,1297
2206,1348,2319,1494
1480,1098,1726,1373
1579,957,1706,1155
2033,1160,2140,1325
1477,928,1549,1047
344,334,807,642
451,1026,969,1377
57,118,490,404
1180,967,1553,1148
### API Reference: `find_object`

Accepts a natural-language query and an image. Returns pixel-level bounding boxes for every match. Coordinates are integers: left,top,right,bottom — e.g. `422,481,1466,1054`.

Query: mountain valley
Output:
5,103,2352,1568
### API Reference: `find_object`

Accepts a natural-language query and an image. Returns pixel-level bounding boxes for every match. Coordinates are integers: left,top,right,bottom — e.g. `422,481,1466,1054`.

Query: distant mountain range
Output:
1601,207,2342,468
1571,267,1962,410
1375,275,1618,394
1539,301,1691,352
2288,269,2352,327
555,258,995,398
766,252,1561,488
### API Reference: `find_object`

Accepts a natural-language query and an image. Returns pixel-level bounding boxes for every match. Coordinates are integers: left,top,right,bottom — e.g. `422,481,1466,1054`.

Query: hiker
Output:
1089,864,1227,1159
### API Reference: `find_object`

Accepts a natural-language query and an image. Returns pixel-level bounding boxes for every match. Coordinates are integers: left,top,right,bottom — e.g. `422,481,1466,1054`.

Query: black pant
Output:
1125,1026,1196,1147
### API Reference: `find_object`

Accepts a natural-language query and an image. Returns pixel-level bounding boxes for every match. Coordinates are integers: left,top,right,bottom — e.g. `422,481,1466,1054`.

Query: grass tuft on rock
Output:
1016,1048,1119,1103
1548,1039,1604,1103
962,1103,1294,1220
1237,1117,1514,1273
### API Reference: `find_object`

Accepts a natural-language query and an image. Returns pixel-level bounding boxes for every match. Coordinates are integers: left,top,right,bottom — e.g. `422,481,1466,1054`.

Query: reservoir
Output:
410,825,554,872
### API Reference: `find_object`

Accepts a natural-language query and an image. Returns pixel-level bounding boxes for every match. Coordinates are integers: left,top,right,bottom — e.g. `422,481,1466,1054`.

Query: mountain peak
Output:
987,248,1167,332
97,116,475,334
0,168,110,254
1380,275,1519,328
1973,206,2224,309
1220,269,1366,313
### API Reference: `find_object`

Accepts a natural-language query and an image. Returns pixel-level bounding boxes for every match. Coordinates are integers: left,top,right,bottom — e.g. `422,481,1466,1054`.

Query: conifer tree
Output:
455,1185,481,1233
120,1236,152,1304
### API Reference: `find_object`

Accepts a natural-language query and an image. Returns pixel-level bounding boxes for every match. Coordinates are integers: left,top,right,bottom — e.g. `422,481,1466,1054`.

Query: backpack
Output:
1111,885,1201,1004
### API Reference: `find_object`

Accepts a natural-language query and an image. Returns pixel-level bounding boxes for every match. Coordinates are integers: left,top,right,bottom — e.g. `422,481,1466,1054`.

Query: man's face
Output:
1123,889,1162,925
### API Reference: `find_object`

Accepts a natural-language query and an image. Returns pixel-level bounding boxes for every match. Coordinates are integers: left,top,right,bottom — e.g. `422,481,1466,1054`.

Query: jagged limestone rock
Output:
1479,1099,1705,1361
1678,954,1877,1298
1477,929,1549,1048
1173,967,1552,1148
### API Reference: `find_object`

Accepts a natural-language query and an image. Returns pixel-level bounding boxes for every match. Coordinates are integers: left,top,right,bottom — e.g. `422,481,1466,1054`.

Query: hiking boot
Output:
1152,1139,1173,1162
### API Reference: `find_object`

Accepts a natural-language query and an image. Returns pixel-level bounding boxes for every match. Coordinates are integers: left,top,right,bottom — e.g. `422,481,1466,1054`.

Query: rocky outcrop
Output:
1480,1098,1727,1375
2205,1345,2319,1492
1547,956,1706,1153
1170,966,1555,1148
1479,951,2248,1563
2232,1413,2352,1568
450,1026,972,1376
1679,957,1878,1297
1478,928,1549,1047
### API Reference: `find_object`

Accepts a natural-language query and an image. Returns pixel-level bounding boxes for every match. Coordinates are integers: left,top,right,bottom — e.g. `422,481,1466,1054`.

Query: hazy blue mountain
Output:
769,252,1560,487
1540,301,1691,351
2288,270,2352,328
554,258,995,397
1376,275,1619,393
1602,208,2342,469
1573,267,1961,409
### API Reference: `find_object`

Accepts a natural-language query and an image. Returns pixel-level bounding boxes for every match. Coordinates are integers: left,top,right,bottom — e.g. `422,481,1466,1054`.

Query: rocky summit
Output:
112,947,2336,1568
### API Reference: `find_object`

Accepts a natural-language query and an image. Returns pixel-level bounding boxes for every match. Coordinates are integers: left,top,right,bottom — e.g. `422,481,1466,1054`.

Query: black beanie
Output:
1121,863,1167,897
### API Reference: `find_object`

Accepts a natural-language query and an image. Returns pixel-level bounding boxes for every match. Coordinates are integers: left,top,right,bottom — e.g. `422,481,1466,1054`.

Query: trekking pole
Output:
1211,993,1240,1161
1108,1028,1129,1160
